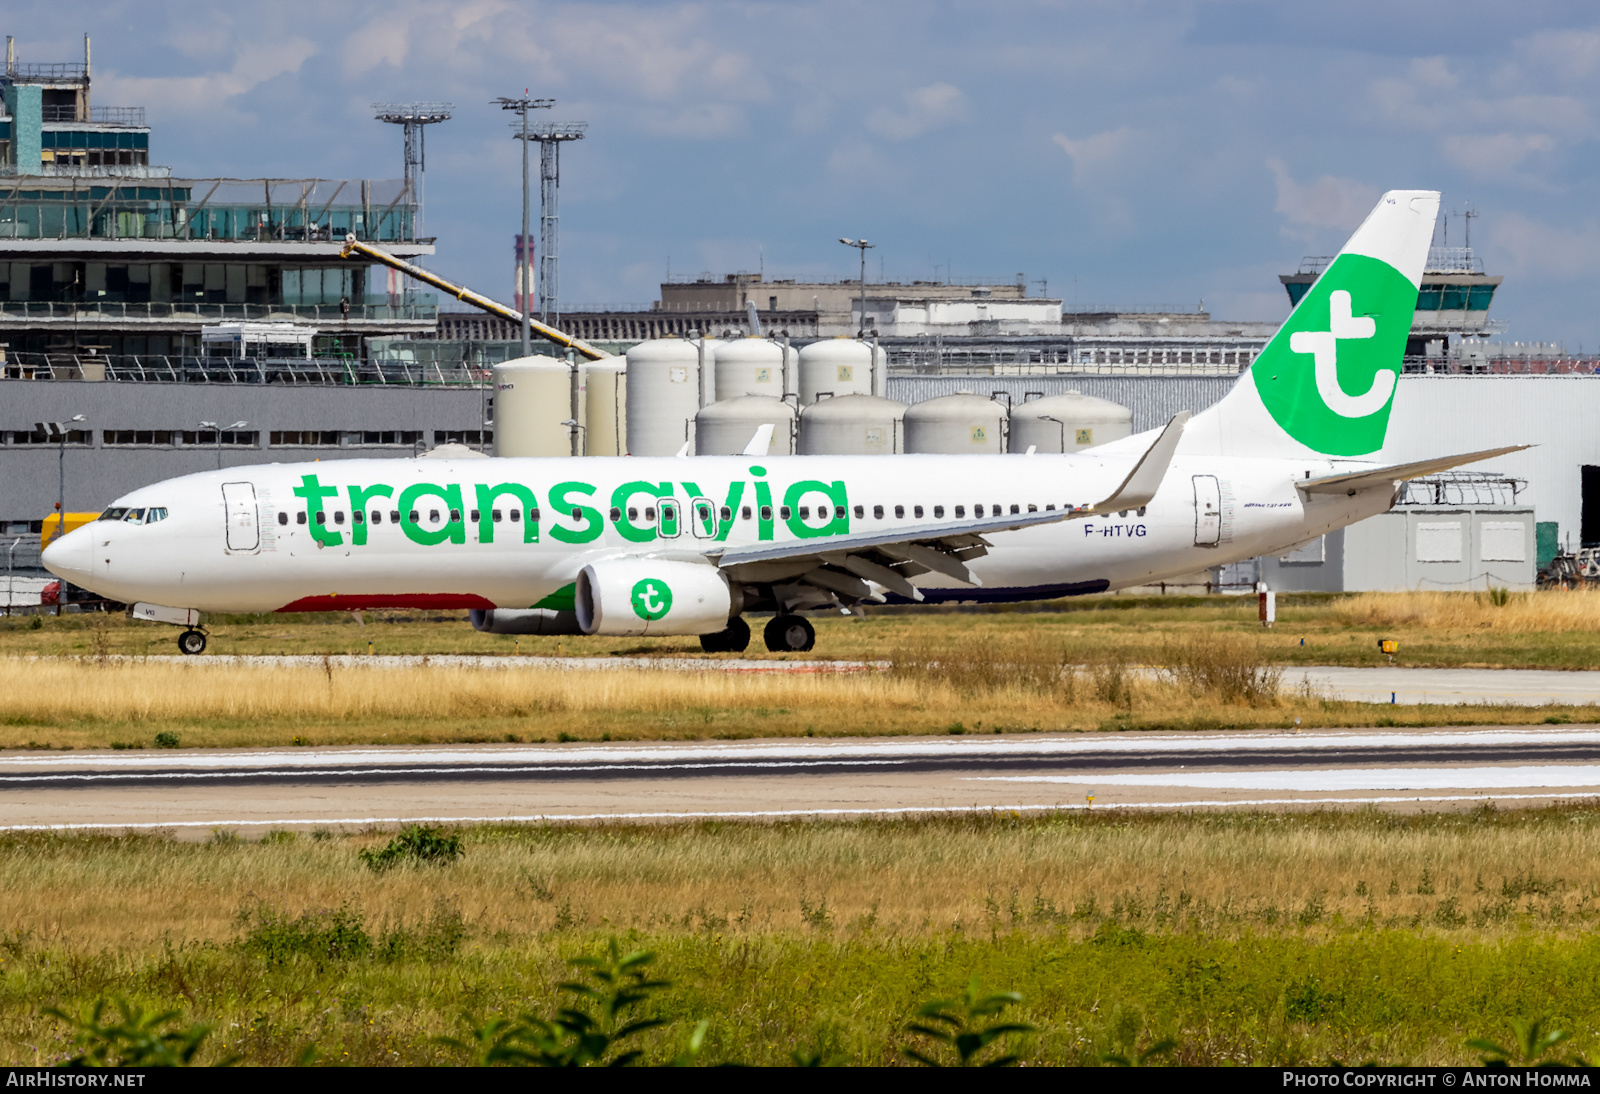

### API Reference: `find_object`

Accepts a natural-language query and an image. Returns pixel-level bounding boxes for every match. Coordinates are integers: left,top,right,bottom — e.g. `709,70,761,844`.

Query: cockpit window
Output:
145,508,169,524
99,508,128,521
123,508,147,525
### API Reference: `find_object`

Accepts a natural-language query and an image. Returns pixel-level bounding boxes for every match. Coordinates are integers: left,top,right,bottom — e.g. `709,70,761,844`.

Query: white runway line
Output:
5,726,1600,773
973,765,1600,792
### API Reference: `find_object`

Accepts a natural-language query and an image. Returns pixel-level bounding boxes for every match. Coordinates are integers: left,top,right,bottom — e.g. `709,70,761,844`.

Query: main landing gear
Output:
177,629,208,656
763,615,815,653
699,617,752,654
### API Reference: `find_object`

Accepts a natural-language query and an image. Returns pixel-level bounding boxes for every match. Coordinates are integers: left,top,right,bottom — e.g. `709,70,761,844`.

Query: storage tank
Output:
798,338,881,405
694,395,796,456
1008,391,1133,453
626,339,702,456
797,394,906,455
584,357,627,456
713,337,786,403
903,392,1008,454
492,355,572,457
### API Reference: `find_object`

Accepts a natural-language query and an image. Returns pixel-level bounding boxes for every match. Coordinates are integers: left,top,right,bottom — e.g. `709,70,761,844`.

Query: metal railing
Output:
0,351,485,387
1402,355,1600,375
0,300,438,322
39,105,147,125
7,62,87,79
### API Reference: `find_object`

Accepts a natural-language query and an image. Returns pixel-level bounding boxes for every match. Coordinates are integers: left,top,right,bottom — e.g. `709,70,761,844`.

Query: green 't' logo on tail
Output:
1252,252,1418,456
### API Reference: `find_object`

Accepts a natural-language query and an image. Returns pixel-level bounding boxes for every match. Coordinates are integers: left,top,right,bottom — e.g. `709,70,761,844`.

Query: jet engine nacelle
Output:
468,608,583,635
575,559,735,636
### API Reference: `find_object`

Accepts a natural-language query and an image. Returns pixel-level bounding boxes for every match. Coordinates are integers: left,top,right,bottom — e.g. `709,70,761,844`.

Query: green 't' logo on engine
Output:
631,578,673,621
1252,252,1418,457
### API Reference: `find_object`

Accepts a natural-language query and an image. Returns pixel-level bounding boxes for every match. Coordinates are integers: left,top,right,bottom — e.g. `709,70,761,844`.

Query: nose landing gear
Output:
177,629,208,656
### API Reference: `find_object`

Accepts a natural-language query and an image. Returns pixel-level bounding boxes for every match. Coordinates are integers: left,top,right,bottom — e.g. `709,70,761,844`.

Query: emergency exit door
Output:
222,482,259,552
1193,475,1221,547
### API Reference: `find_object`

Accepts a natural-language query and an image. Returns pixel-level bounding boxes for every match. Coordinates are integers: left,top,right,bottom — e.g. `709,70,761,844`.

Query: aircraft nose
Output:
41,526,94,585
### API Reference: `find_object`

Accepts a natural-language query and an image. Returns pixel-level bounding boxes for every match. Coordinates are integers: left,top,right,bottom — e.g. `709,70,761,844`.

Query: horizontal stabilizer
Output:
1299,445,1531,495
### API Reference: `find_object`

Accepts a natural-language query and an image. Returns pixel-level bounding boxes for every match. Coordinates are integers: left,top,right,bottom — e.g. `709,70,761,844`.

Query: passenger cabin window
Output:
955,505,965,518
408,510,419,523
314,512,325,526
780,506,792,520
874,505,884,519
835,506,846,519
913,506,924,518
492,509,503,522
894,505,904,518
389,510,400,524
798,507,809,519
371,510,382,524
470,509,480,522
353,511,364,524
742,506,752,520
626,507,638,521
511,509,523,522
449,509,461,523
429,510,441,524
933,506,944,518
853,505,864,518
720,506,732,521
609,507,622,522
760,505,772,521
297,512,307,525
277,512,288,526
1010,504,1020,515
974,505,984,517
333,511,345,525
644,507,656,521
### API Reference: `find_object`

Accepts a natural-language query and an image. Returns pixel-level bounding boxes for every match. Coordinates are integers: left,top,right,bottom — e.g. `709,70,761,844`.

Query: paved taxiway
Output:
4,727,1600,833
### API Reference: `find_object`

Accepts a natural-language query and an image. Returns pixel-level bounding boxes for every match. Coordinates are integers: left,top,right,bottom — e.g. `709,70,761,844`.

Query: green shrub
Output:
359,825,464,872
153,732,180,749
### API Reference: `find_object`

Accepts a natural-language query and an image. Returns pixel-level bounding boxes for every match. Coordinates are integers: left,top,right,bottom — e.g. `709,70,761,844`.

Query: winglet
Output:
675,441,691,458
1089,411,1189,513
741,423,775,456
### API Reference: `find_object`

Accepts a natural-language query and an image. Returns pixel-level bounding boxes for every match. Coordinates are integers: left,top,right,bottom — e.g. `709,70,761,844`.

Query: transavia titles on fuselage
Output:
42,191,1526,656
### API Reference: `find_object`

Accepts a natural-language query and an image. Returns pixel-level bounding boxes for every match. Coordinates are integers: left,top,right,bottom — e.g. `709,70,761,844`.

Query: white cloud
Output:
99,38,320,117
1488,212,1600,279
865,83,970,140
1266,158,1376,233
1439,132,1557,183
1052,126,1136,181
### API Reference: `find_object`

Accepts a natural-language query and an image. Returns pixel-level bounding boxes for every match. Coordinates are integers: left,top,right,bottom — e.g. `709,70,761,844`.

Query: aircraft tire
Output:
177,629,207,656
763,614,814,653
699,617,752,654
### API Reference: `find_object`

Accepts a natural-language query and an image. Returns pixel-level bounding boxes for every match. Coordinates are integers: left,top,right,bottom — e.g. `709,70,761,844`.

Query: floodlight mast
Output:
839,238,875,336
495,94,553,358
372,103,453,249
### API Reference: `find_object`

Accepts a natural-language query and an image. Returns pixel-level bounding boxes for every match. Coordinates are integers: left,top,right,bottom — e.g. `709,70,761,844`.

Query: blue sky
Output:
13,1,1600,345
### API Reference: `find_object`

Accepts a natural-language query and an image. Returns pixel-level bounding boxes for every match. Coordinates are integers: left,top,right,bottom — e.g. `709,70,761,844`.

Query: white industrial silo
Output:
492,355,572,457
694,395,797,456
584,357,627,456
798,338,881,405
903,392,1008,454
713,337,786,403
626,338,702,456
797,394,906,455
1008,391,1133,453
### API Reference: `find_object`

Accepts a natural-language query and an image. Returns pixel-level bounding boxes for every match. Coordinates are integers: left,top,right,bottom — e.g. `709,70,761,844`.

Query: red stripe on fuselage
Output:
276,593,496,612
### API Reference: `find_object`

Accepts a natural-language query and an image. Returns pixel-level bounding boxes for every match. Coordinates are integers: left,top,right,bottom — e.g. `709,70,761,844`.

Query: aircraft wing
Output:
706,412,1188,602
1299,444,1531,496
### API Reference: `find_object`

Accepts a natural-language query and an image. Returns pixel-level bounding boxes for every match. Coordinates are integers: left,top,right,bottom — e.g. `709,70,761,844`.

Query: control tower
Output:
1279,244,1502,366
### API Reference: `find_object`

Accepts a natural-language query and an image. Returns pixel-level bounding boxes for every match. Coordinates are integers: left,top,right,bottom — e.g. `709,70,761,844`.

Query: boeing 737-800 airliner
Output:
41,190,1523,655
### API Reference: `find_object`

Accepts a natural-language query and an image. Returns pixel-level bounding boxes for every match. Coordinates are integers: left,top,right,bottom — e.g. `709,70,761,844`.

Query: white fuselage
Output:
44,450,1393,614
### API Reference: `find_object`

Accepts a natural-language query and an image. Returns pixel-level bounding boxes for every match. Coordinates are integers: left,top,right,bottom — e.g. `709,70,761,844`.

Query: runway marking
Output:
972,764,1600,792
4,791,1600,833
6,727,1600,772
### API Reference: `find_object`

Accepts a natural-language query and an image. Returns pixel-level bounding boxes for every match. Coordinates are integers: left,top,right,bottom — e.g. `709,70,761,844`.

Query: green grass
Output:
6,807,1600,1065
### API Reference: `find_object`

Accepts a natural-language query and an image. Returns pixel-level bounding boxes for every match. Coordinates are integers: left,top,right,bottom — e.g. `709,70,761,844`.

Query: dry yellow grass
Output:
1,809,1595,951
1330,588,1600,633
